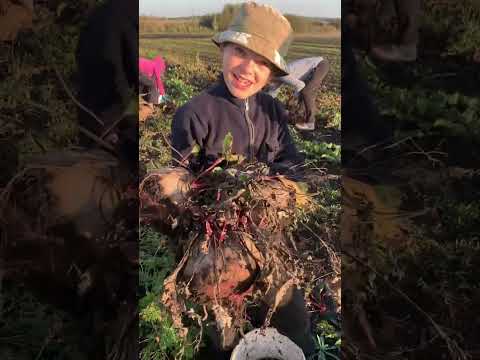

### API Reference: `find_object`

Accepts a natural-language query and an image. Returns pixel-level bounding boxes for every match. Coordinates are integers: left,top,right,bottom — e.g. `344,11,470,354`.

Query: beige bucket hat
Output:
212,2,293,76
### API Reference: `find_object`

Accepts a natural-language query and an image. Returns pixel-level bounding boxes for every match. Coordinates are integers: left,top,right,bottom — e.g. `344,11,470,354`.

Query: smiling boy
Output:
171,2,304,173
169,2,315,356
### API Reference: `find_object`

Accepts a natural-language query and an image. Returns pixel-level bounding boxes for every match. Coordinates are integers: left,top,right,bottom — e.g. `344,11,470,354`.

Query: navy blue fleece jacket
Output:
171,78,304,172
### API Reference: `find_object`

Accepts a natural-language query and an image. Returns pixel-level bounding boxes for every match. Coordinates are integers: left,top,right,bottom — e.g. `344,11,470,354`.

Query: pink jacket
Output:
139,56,166,95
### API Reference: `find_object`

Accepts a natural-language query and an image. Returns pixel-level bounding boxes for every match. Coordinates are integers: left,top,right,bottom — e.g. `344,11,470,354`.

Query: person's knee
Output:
316,59,330,79
301,86,315,102
270,286,315,354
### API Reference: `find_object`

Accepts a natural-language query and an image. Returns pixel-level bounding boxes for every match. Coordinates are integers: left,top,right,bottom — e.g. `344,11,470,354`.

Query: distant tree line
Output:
139,4,340,34
200,4,340,33
199,4,240,31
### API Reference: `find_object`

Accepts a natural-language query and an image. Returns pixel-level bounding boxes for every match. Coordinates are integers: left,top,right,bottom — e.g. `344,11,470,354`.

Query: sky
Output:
139,0,340,18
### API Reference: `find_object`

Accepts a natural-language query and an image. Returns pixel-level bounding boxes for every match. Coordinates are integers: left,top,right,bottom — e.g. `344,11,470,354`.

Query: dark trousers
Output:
300,60,329,125
139,73,160,104
374,0,420,45
260,286,316,355
199,285,315,358
342,24,394,163
395,0,420,45
345,0,420,48
76,0,138,146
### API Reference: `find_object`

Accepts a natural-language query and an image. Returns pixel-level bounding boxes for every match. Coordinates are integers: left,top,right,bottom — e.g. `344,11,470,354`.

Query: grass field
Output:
140,33,341,92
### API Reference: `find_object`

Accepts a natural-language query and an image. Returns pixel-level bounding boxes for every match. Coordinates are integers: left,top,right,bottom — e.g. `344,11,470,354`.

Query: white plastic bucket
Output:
230,327,306,360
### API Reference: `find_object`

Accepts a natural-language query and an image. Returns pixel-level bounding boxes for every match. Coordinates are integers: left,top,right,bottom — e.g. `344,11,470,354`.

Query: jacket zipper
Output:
244,99,255,161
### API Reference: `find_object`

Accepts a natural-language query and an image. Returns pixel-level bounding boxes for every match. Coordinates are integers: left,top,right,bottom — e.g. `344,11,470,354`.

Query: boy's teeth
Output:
239,78,251,85
235,74,251,86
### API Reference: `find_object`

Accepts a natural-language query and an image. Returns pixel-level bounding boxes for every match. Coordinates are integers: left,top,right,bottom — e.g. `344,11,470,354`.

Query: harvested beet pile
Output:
140,161,313,347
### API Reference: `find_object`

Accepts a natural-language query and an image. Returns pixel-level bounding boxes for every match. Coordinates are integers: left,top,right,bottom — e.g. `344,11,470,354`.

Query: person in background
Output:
76,0,138,155
345,0,421,62
139,55,166,104
265,56,329,131
370,0,421,62
342,17,393,164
